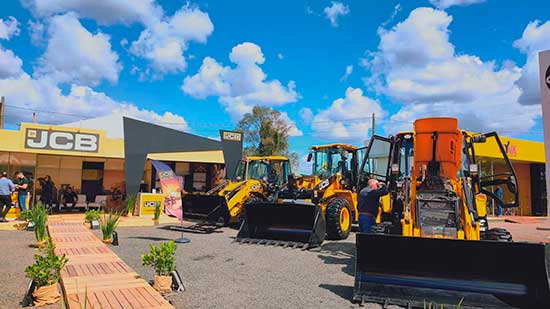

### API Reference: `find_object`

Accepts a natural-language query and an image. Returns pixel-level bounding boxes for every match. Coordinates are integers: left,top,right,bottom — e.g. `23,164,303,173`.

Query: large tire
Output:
482,228,513,242
325,198,352,240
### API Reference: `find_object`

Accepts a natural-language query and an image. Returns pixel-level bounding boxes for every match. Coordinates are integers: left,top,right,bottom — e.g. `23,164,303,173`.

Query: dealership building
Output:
0,116,243,209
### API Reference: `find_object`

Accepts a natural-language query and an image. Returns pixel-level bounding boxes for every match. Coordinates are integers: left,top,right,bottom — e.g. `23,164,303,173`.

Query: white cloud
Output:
21,0,163,26
324,1,350,27
22,1,213,78
0,17,20,40
182,42,300,123
364,7,540,134
35,13,121,86
130,4,213,76
0,47,23,78
280,112,303,137
429,0,486,10
300,107,314,124
0,72,188,130
277,53,284,60
311,87,384,141
513,20,550,105
340,64,353,82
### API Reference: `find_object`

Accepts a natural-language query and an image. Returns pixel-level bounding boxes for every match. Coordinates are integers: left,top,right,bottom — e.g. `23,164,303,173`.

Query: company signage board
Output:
138,193,165,217
222,131,242,142
24,128,99,152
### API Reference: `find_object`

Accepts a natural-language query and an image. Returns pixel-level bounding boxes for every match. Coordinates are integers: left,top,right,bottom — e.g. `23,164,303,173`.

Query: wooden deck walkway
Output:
48,216,174,308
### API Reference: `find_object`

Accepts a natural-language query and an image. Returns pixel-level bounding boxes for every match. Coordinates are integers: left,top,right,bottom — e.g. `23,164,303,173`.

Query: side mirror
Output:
507,176,517,194
307,153,313,162
469,164,478,176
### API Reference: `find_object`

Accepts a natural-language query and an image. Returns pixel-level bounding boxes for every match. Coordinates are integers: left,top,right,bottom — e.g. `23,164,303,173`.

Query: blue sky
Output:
1,0,550,171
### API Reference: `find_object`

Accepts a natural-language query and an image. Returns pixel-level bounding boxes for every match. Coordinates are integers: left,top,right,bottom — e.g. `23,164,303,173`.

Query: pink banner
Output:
152,160,183,220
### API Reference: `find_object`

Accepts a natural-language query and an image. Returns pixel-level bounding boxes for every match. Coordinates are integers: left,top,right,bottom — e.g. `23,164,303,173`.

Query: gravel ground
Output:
0,228,60,309
106,224,382,309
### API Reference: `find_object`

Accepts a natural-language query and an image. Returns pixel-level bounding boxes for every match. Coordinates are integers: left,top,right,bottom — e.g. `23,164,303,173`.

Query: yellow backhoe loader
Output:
353,117,550,308
182,156,290,225
236,144,367,248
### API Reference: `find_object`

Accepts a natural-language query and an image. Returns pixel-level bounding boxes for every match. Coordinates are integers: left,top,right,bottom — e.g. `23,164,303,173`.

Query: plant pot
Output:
153,219,159,225
36,240,47,248
33,283,60,306
102,238,113,244
153,275,172,294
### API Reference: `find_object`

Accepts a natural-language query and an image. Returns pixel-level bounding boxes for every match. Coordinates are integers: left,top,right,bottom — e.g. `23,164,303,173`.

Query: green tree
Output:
236,106,298,168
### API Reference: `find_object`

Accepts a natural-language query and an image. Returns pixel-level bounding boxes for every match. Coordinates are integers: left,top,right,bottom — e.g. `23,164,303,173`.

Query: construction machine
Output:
181,156,290,225
236,144,366,248
353,117,550,308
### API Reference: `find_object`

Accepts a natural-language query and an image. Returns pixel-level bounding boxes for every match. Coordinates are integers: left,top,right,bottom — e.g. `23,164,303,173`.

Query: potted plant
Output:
84,209,101,229
25,203,48,247
99,212,120,244
153,203,161,225
126,194,137,216
142,241,177,294
25,238,68,306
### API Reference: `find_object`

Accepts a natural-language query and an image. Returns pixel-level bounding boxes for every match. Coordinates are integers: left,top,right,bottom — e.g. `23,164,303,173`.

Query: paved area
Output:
48,216,173,308
106,224,366,309
491,216,550,243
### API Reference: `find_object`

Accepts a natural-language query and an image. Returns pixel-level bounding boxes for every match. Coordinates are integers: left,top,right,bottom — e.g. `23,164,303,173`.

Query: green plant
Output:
142,241,177,276
126,194,137,216
153,203,161,221
25,238,68,287
99,212,121,241
26,203,48,242
84,209,102,222
20,209,32,221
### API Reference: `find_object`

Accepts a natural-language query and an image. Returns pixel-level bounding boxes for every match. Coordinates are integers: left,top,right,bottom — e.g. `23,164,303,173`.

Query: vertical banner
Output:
152,160,183,220
539,50,550,218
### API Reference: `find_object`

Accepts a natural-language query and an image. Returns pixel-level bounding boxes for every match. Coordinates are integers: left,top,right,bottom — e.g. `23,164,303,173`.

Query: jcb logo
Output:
222,131,242,141
25,129,99,153
158,171,173,178
144,201,160,208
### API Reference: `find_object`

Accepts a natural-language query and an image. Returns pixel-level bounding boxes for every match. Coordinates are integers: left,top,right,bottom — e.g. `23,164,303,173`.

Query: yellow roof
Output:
310,143,357,151
246,156,289,161
147,150,224,163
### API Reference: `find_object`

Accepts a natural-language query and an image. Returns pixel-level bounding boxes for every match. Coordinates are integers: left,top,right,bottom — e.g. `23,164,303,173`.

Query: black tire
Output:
482,228,513,242
325,198,352,240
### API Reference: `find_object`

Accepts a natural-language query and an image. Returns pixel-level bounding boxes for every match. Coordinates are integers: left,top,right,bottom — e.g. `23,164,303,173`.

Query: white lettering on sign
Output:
222,131,242,142
25,128,99,153
144,201,161,207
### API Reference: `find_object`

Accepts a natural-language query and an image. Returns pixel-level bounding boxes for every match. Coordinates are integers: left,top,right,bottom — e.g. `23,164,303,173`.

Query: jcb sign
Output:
25,128,99,153
222,131,242,142
144,201,161,208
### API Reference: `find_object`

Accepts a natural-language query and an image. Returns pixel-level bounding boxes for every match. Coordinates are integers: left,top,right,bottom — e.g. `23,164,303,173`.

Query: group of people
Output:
0,171,30,222
0,172,81,222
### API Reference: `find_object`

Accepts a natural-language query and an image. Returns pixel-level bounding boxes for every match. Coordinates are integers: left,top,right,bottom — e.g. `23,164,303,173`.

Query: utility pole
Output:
371,113,376,137
0,96,5,129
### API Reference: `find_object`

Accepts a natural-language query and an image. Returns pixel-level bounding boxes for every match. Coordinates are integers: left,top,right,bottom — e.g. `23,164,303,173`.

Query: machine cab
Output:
233,157,290,186
307,144,362,189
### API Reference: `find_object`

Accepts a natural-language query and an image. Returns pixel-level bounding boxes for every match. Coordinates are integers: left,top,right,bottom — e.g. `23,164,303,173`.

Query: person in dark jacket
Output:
62,186,78,209
39,175,54,210
357,178,389,233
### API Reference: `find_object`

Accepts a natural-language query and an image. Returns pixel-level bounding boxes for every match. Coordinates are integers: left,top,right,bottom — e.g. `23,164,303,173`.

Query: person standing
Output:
14,171,29,212
495,186,504,216
39,175,54,210
357,178,389,233
0,172,16,222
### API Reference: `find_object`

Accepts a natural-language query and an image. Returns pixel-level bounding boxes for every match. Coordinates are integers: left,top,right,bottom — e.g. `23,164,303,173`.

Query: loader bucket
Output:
182,194,230,225
236,200,326,248
354,233,550,308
